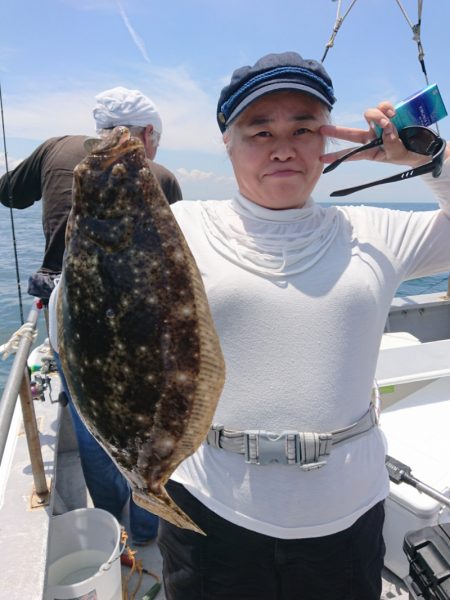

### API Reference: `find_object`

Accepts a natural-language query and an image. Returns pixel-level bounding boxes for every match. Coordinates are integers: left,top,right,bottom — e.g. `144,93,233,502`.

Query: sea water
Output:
0,200,448,396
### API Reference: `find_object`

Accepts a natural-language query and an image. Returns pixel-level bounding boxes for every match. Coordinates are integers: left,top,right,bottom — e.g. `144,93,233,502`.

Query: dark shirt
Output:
149,161,183,208
0,135,183,275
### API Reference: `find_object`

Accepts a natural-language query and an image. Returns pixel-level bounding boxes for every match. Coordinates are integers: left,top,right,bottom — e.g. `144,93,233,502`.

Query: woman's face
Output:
225,91,329,210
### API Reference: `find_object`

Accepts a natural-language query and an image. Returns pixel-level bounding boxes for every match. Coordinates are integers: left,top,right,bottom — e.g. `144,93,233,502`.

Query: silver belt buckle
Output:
244,430,330,468
244,430,296,465
298,432,331,471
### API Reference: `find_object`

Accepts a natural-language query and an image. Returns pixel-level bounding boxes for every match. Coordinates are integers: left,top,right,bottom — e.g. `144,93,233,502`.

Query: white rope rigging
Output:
0,322,38,360
393,0,440,134
322,1,429,85
321,0,359,63
394,0,429,84
322,1,439,134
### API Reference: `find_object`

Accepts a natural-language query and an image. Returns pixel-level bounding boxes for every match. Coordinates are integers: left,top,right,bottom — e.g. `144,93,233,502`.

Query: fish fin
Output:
132,488,205,536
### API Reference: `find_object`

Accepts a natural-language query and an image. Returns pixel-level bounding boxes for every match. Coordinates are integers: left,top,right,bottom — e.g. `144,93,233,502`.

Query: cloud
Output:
116,0,151,64
0,153,23,174
176,167,234,183
177,167,236,200
148,65,223,153
1,89,97,139
177,168,215,181
2,64,223,154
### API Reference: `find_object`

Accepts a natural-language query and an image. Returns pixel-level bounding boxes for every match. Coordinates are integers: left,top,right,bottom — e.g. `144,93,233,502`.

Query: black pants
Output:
158,481,385,600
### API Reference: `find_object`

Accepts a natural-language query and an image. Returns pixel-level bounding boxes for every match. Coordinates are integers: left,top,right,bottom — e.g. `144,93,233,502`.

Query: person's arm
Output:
165,176,183,204
320,101,450,168
148,161,183,204
0,141,47,208
320,102,450,216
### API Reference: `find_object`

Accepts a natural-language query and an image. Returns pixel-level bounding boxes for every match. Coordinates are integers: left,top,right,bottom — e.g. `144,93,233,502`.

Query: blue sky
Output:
1,0,449,203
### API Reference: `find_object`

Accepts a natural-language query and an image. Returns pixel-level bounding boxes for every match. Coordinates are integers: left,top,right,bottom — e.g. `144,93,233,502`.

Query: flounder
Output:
57,127,225,534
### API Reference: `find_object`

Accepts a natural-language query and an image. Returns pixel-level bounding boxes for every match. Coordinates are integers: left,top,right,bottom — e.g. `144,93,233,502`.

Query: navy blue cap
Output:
217,52,336,132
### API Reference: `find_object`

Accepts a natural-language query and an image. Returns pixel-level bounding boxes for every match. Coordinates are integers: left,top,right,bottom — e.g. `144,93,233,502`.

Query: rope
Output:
394,0,430,85
322,1,440,135
0,322,38,360
120,528,161,600
0,81,24,324
321,0,359,63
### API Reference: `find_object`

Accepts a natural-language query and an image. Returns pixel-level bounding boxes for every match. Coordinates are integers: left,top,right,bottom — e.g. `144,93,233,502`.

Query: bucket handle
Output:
99,537,127,572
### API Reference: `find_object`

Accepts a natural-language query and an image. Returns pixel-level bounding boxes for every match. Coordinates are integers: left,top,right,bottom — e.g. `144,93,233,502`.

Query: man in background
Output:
0,86,182,302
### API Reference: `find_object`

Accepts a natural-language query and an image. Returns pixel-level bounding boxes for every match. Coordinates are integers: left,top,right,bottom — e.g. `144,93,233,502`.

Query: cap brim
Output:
226,82,333,126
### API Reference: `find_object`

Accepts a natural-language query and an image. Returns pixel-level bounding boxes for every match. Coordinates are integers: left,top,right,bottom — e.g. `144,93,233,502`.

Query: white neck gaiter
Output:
200,192,340,277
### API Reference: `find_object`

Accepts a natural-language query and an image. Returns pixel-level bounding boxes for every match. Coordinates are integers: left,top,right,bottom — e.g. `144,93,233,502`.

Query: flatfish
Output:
57,127,225,534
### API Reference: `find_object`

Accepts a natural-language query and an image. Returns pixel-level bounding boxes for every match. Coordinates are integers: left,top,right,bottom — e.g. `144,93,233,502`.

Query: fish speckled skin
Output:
57,127,225,534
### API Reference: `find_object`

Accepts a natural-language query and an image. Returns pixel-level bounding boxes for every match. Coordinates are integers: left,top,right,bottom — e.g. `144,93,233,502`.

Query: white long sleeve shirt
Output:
170,161,450,539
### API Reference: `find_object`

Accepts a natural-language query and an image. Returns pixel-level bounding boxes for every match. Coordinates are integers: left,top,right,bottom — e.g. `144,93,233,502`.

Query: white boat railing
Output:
0,306,50,504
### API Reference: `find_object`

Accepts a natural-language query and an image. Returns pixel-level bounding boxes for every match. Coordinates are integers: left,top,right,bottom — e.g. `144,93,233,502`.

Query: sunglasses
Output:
323,126,446,197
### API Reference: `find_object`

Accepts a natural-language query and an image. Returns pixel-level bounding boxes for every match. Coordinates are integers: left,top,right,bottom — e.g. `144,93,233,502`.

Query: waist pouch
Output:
28,270,61,300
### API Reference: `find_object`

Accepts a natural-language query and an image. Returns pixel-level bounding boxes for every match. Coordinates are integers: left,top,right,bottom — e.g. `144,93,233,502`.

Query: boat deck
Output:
57,444,409,600
0,381,409,599
5,290,450,598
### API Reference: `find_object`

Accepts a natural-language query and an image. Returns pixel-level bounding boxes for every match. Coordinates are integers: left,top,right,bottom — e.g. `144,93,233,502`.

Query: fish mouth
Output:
74,126,147,186
88,126,144,165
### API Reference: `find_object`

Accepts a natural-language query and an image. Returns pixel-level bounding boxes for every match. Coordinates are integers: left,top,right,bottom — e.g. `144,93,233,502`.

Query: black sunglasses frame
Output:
323,126,446,197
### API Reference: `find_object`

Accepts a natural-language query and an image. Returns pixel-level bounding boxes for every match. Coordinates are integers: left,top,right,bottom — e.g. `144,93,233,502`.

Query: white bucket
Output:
45,508,122,600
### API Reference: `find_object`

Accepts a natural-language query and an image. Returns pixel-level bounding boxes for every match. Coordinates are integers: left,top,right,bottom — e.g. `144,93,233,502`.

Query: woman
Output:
158,51,450,599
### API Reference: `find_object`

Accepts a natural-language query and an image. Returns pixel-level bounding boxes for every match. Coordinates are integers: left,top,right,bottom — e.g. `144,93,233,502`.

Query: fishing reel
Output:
30,370,68,406
30,370,52,403
28,339,60,403
29,353,56,402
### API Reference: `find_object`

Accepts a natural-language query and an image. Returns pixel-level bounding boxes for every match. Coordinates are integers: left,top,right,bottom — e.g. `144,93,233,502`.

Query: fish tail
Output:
132,487,205,536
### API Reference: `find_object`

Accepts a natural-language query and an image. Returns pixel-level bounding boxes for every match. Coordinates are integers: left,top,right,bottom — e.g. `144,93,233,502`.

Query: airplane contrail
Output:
116,0,151,64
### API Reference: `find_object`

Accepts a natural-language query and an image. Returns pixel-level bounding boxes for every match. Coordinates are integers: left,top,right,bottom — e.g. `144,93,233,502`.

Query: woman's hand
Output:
320,102,435,168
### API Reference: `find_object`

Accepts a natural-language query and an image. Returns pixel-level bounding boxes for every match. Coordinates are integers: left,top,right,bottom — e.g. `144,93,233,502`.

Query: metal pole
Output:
414,480,450,511
18,368,49,501
0,306,39,462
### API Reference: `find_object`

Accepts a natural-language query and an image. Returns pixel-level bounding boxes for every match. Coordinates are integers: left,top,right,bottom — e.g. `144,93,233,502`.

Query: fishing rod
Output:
0,81,24,325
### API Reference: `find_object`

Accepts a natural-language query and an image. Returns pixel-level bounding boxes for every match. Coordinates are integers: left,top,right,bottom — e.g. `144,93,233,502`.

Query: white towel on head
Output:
93,86,162,134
